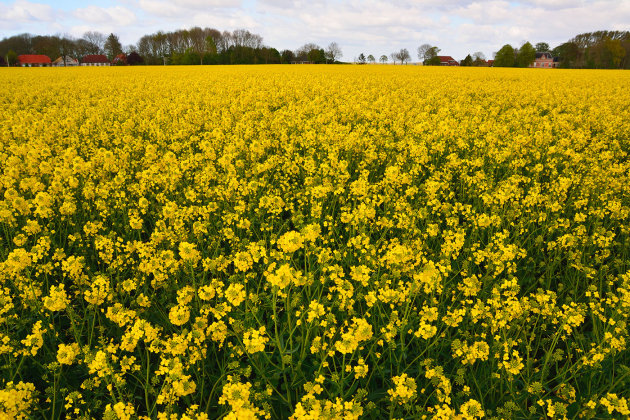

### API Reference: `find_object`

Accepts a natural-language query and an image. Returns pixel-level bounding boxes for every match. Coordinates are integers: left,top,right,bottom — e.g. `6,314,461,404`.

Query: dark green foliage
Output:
516,42,536,67
494,44,515,67
461,54,473,66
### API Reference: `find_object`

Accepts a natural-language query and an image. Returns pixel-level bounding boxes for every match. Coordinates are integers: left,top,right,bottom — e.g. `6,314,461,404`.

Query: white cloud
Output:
73,6,136,26
454,1,512,24
137,0,242,17
0,0,55,23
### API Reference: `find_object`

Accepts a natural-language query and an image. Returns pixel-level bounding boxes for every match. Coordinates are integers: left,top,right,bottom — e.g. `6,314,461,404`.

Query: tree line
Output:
0,28,344,66
491,31,630,69
1,28,628,68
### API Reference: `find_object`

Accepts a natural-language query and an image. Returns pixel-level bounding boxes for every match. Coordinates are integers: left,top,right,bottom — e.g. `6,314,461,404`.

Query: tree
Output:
380,55,388,64
461,54,473,66
426,49,441,65
104,33,123,60
281,49,294,63
307,48,326,63
494,44,515,67
472,53,486,66
417,44,431,62
325,42,342,63
7,50,17,66
535,42,550,53
0,55,5,66
390,52,398,64
296,43,321,62
516,41,536,67
358,53,366,64
127,51,144,65
418,44,440,65
57,35,75,66
82,31,106,54
420,46,440,65
603,37,626,68
367,54,375,64
398,48,411,64
188,27,209,65
472,51,486,61
552,42,580,68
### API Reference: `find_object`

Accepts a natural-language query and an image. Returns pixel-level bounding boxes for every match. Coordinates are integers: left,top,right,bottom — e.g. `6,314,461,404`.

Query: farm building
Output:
17,55,52,67
112,54,127,65
438,56,459,66
530,52,558,68
53,57,79,67
81,55,110,66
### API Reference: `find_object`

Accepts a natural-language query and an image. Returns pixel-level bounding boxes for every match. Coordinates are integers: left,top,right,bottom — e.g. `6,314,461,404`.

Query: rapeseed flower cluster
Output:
0,65,629,418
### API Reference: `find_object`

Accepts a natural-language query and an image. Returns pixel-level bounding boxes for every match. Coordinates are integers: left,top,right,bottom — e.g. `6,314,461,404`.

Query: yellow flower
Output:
84,275,111,306
460,399,485,419
169,304,190,326
243,326,268,353
388,373,417,405
21,321,46,356
43,284,69,312
277,231,304,253
57,343,80,365
179,242,201,263
266,263,300,289
225,283,246,306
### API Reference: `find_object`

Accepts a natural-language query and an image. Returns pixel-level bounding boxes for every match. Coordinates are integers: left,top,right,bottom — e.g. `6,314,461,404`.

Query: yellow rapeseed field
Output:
1,65,629,419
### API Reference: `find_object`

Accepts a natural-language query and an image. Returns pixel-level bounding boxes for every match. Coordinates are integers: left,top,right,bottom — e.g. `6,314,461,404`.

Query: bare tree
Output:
232,29,263,48
472,51,486,61
417,44,432,62
57,34,75,66
167,30,190,55
390,52,398,64
82,31,106,54
188,27,208,64
153,31,169,65
325,42,342,63
217,30,233,52
399,48,411,64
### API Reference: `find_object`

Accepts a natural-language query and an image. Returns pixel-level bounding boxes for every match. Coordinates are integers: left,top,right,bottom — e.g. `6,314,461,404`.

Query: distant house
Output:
53,56,79,67
530,52,558,68
81,55,110,66
487,60,494,67
112,53,127,65
438,56,459,66
17,55,51,67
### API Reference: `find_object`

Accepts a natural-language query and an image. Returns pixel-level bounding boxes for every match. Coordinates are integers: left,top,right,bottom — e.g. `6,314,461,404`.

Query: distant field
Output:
1,65,629,419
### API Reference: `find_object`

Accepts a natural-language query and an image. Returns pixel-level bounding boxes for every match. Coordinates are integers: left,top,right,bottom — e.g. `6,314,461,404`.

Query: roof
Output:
438,56,457,62
18,55,51,64
53,57,79,64
82,54,110,64
112,53,127,64
535,52,554,59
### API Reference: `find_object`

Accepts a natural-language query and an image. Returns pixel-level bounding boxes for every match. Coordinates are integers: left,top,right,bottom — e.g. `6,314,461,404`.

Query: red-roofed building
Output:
17,55,52,67
112,53,127,65
438,56,459,66
81,55,110,66
529,52,558,68
487,60,494,67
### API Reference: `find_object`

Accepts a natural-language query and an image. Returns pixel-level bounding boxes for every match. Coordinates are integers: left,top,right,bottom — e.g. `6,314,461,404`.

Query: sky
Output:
1,0,630,61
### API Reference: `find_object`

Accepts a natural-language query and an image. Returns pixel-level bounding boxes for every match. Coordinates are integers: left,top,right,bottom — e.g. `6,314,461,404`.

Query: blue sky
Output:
1,0,629,61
